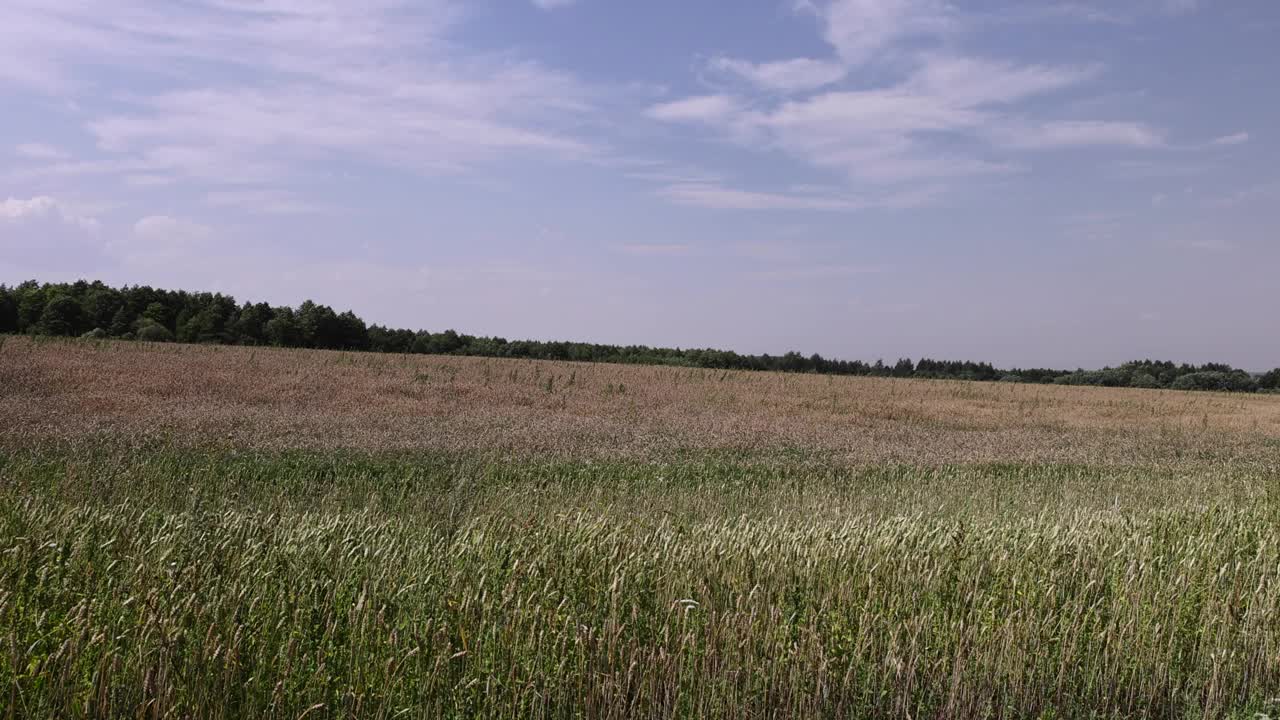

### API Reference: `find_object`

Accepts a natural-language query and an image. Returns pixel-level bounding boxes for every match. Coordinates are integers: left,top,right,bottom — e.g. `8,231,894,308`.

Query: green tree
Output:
135,319,174,342
1130,372,1160,389
234,303,274,345
265,308,301,347
336,310,369,350
176,295,236,344
36,295,83,336
179,307,221,343
1255,369,1280,391
0,286,17,333
16,282,46,333
81,284,122,331
296,300,346,348
892,358,914,378
1171,371,1258,393
142,302,172,330
108,306,135,337
435,329,464,354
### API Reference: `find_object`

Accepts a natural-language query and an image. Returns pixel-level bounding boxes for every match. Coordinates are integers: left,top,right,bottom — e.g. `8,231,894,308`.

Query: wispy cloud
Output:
646,95,741,123
1,1,597,193
999,0,1201,24
105,215,216,266
708,57,846,93
1210,132,1250,147
1181,238,1234,252
624,165,725,185
532,0,578,9
803,0,955,66
1161,0,1200,16
1104,159,1205,181
993,121,1164,149
1,196,58,221
617,243,693,257
646,3,1161,206
0,196,100,231
905,56,1100,105
660,183,859,211
14,143,69,160
984,4,1127,26
751,263,886,280
658,182,939,211
132,215,211,242
204,190,324,216
649,54,1111,185
1208,182,1280,209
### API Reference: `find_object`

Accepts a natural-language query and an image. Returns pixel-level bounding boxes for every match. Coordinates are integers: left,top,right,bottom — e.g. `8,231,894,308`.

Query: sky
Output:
1,0,1277,370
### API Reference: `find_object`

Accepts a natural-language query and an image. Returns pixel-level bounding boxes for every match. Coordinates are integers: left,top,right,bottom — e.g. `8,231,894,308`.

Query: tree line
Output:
2,279,1276,393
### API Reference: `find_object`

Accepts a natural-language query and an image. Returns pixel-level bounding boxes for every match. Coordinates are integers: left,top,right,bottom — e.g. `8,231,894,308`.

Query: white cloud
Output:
640,0,1172,208
0,195,100,231
624,165,724,185
618,243,692,257
709,57,846,93
0,197,105,276
0,196,57,220
647,95,741,124
1211,132,1250,147
1009,0,1199,24
661,183,858,210
1183,238,1233,251
1161,0,1199,15
105,215,214,267
809,0,953,66
1104,159,1204,181
205,190,323,215
651,45,1159,191
652,54,1112,185
658,182,938,211
132,215,212,243
906,56,1100,106
994,121,1164,150
532,0,577,8
14,143,69,160
750,263,885,280
0,0,596,190
124,174,175,188
1208,182,1280,209
1004,4,1127,25
1000,2,1193,25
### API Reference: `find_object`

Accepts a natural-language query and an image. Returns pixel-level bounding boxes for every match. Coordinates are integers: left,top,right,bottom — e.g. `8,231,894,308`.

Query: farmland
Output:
2,335,1280,718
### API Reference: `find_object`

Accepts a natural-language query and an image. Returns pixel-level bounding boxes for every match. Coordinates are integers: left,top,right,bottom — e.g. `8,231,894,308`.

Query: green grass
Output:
2,447,1280,718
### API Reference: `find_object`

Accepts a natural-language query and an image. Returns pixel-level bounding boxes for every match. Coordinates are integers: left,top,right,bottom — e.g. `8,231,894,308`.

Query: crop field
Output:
2,335,1280,719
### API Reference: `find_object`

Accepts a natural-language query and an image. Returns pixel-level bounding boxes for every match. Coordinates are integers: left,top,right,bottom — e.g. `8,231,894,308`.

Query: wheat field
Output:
2,336,1279,718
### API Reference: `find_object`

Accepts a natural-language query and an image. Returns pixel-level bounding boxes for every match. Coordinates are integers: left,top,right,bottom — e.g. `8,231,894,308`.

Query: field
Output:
2,335,1280,719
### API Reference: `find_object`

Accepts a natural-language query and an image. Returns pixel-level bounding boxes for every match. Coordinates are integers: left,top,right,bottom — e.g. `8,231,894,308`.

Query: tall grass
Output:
3,336,1279,717
2,450,1279,718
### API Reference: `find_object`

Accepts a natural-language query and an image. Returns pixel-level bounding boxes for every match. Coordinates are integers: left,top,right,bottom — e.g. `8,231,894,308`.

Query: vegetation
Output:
4,448,1280,719
1,337,1279,717
4,279,1276,392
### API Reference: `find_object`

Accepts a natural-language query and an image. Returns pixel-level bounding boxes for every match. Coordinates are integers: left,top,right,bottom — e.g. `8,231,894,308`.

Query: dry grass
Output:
2,335,1278,465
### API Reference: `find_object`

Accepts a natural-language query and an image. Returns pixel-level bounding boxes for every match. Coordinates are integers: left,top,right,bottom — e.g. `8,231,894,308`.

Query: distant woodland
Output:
3,280,1276,393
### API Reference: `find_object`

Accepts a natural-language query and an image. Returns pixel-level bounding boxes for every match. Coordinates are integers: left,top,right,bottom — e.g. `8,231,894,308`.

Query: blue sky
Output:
2,0,1277,369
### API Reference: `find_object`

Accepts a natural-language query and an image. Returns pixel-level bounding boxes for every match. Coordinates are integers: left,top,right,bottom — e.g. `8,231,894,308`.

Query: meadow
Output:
2,335,1279,718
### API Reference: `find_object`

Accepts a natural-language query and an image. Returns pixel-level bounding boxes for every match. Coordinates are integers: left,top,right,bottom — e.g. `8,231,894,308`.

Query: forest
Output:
3,279,1276,392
